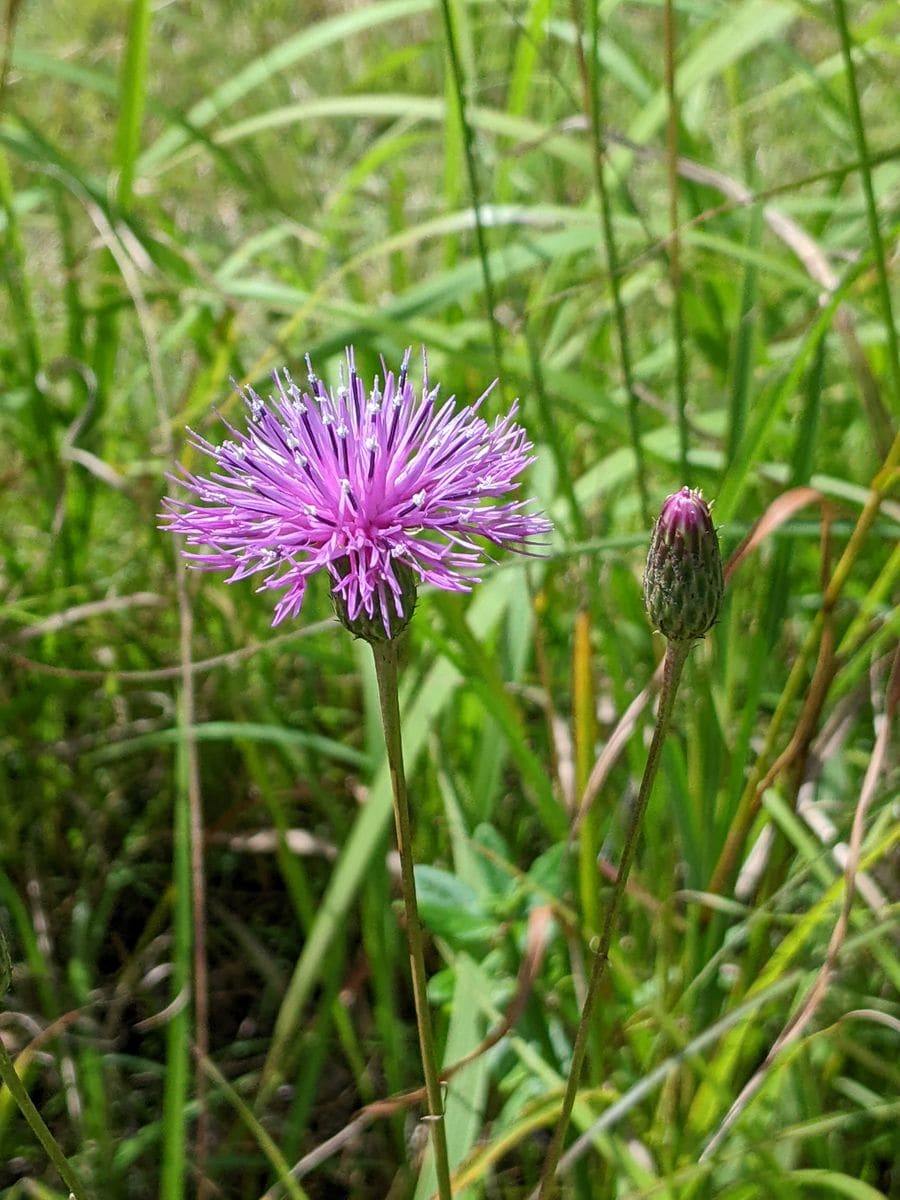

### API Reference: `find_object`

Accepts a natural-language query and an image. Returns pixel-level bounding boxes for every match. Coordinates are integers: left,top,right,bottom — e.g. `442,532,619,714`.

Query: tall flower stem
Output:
0,1038,91,1200
537,638,691,1199
370,637,453,1200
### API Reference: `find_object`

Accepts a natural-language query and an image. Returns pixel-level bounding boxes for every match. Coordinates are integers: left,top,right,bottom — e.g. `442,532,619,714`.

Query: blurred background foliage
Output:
0,0,898,1197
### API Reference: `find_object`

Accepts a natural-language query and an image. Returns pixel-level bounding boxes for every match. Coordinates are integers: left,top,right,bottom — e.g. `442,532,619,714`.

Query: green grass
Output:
1,0,898,1197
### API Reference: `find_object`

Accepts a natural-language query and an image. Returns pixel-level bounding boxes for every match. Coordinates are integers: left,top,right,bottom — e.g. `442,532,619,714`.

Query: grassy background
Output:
1,0,898,1197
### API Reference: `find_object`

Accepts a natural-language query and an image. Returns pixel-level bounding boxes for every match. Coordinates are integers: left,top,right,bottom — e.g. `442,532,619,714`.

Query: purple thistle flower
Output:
161,348,551,636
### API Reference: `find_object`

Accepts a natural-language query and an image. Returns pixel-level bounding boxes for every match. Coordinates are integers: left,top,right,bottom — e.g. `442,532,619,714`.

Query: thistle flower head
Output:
161,348,551,638
643,487,724,642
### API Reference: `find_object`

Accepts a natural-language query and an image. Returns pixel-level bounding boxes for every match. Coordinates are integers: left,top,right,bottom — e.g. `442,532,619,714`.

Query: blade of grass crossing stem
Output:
838,606,900,701
161,695,193,1200
413,955,490,1200
257,578,520,1103
114,0,151,208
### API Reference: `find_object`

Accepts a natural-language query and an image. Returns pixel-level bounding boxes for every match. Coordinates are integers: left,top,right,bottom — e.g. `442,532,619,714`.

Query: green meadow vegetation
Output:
1,0,898,1196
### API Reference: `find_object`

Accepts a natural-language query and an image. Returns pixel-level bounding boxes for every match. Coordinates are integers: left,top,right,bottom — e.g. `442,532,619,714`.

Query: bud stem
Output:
369,638,453,1200
535,638,691,1199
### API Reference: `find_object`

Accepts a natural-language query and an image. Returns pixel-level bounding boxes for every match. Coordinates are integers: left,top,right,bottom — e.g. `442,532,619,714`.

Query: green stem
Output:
0,1037,91,1200
370,638,453,1200
536,638,691,1199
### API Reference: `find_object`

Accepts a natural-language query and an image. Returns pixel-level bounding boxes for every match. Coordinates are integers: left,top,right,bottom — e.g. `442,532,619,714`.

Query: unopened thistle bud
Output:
643,487,724,642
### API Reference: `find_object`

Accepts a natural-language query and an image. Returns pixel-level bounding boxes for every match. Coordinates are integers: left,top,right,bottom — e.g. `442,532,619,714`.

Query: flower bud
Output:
643,487,724,642
332,558,418,642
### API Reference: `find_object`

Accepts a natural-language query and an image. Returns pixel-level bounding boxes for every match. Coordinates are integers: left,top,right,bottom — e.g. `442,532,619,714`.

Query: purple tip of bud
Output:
658,486,716,547
644,487,724,642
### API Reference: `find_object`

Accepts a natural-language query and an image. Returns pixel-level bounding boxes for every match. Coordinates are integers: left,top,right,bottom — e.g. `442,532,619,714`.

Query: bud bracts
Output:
643,487,724,642
332,557,418,642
